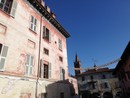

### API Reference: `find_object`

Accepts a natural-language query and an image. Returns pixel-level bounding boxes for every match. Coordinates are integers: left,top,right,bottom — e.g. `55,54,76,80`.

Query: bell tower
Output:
74,54,81,76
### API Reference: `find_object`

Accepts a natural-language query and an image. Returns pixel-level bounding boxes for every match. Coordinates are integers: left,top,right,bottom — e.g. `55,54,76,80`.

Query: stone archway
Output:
103,92,113,98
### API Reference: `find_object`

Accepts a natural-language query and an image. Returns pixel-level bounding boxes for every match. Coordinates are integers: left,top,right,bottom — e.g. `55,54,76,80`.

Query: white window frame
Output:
25,54,34,75
0,0,13,14
30,15,37,32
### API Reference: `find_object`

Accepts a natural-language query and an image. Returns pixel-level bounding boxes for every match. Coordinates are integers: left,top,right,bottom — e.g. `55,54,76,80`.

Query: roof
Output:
26,0,70,38
77,67,114,76
113,41,130,74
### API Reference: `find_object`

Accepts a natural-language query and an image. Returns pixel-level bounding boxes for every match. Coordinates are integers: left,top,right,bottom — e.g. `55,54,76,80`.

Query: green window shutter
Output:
10,0,18,17
48,63,51,78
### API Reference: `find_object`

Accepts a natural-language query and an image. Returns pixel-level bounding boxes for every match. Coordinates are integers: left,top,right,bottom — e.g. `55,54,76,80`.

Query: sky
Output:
44,0,130,75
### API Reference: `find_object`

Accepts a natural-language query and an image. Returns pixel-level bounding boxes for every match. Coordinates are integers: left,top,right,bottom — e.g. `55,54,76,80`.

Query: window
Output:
40,60,51,79
0,0,12,14
58,39,62,50
60,67,65,80
41,93,47,98
25,54,34,75
0,43,8,70
100,82,109,89
0,0,17,17
44,48,49,55
60,92,64,98
59,56,63,62
30,15,37,32
92,83,96,89
82,76,85,81
43,26,51,42
90,75,94,80
102,74,106,79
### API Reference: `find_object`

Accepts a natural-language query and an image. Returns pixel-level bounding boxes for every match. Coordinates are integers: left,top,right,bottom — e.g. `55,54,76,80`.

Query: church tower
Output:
74,54,81,76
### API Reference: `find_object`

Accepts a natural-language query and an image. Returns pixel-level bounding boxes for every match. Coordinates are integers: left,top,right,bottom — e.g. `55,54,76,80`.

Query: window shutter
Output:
40,59,44,78
2,46,8,57
43,26,46,38
29,56,34,74
10,0,18,17
0,45,8,70
49,31,51,43
48,63,51,78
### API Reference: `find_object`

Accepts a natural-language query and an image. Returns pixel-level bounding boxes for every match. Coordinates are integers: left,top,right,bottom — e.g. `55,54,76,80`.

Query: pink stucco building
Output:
0,0,77,98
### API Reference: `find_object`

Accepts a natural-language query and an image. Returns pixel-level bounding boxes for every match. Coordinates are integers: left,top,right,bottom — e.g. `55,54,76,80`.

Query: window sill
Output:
0,9,14,18
43,38,50,44
29,28,37,35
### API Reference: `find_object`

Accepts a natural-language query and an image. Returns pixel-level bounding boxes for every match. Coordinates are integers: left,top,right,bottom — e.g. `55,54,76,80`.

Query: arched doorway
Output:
92,92,101,98
103,92,113,98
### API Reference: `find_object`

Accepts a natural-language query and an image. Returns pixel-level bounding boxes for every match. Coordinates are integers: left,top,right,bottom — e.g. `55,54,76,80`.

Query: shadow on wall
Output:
44,79,76,98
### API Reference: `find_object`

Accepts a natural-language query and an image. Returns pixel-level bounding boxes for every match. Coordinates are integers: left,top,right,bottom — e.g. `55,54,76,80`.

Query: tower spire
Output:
74,53,81,76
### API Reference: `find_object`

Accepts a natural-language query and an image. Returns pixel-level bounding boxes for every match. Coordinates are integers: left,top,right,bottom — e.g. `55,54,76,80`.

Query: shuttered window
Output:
0,43,8,70
30,15,37,32
25,54,34,75
40,60,51,79
0,0,17,17
43,26,51,42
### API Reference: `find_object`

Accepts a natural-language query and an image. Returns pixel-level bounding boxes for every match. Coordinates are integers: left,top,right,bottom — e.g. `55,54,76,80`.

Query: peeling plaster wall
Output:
0,0,70,98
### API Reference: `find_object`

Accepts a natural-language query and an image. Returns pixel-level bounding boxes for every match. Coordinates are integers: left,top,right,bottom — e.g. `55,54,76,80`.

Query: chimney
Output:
46,6,51,13
41,1,45,7
51,12,56,18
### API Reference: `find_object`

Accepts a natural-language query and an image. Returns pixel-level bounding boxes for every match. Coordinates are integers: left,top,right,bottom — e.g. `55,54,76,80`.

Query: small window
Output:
102,74,106,79
40,61,51,79
25,54,34,75
43,26,51,42
44,48,49,55
0,0,13,14
90,75,94,80
82,76,85,81
60,92,64,98
58,39,62,50
30,15,37,32
59,56,63,62
41,93,47,98
0,0,17,17
104,82,108,88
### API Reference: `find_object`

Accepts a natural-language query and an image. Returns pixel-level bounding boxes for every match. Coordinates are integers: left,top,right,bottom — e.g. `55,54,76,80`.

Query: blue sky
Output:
44,0,130,75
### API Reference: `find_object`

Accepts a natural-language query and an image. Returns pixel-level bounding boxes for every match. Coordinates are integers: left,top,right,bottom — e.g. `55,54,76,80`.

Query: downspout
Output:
35,15,43,98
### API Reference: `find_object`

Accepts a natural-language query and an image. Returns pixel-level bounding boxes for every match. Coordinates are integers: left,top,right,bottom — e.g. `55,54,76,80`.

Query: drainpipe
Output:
35,15,43,98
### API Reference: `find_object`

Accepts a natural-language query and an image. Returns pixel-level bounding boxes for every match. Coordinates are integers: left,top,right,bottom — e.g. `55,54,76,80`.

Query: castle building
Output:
0,0,74,98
